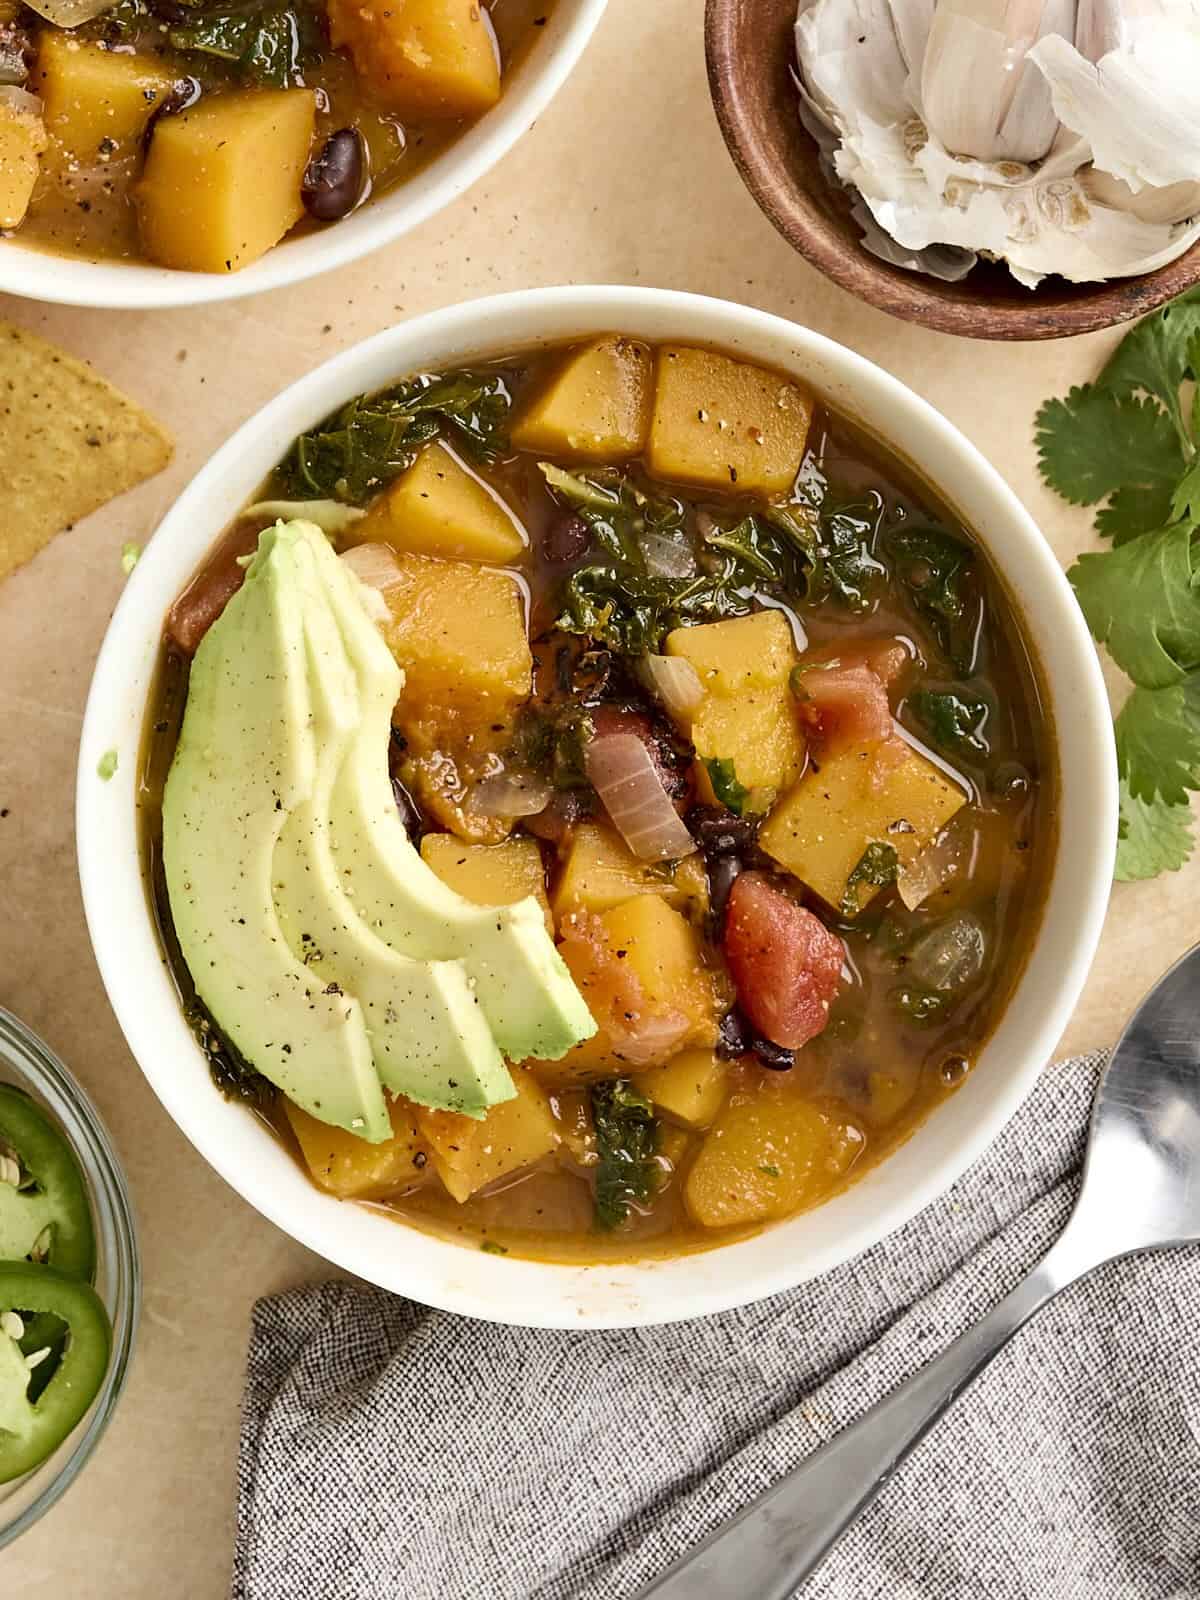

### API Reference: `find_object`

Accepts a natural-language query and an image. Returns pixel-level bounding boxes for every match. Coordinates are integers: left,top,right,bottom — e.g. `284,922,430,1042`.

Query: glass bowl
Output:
0,1008,139,1548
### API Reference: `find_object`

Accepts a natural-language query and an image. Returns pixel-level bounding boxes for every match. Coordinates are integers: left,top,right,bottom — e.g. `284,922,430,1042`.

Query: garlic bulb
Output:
794,0,1200,285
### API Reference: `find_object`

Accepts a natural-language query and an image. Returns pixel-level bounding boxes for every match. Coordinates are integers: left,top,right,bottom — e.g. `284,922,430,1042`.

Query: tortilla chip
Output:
0,320,173,584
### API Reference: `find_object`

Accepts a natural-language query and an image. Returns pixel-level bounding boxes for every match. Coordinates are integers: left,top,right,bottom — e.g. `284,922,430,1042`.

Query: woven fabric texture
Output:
232,1052,1200,1600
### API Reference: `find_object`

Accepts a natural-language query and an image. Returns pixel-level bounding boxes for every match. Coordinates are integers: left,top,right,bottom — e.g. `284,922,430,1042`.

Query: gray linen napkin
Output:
231,1052,1200,1600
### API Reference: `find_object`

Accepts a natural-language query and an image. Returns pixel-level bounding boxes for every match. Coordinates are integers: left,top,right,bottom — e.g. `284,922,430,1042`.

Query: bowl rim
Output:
702,0,1200,341
0,1008,140,1547
0,0,609,311
76,285,1117,1327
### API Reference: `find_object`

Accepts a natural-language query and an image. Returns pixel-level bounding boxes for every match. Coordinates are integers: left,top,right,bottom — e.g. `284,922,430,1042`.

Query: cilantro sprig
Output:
1036,289,1200,880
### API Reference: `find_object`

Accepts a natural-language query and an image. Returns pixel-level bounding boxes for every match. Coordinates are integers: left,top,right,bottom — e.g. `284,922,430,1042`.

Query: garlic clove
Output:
1081,166,1200,225
920,0,1077,163
1030,17,1200,192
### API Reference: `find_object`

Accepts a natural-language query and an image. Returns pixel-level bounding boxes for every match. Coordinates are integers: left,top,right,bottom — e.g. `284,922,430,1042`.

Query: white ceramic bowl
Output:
77,287,1116,1327
3,1,608,310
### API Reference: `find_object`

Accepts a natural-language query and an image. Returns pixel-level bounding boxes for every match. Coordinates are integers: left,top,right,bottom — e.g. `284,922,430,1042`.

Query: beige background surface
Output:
0,0,1197,1591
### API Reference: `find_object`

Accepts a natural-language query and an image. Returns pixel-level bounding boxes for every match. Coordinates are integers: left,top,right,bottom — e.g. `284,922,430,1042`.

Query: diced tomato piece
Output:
166,521,260,656
723,872,845,1050
794,662,893,751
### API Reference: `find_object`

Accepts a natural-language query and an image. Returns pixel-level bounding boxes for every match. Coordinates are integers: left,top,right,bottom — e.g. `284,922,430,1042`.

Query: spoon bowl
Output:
1075,946,1200,1258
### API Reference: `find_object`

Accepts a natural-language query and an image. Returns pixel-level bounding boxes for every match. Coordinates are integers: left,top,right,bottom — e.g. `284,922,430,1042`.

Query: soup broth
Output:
140,334,1055,1263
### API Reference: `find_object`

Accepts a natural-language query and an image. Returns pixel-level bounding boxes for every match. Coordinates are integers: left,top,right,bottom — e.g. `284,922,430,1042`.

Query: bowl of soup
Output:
77,286,1116,1325
0,0,608,308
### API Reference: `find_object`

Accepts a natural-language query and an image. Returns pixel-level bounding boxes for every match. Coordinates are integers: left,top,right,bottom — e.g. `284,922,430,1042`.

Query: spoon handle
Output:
633,1236,1093,1600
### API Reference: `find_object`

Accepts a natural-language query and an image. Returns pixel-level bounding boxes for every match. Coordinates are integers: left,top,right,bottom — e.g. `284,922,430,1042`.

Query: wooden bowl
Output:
705,0,1200,340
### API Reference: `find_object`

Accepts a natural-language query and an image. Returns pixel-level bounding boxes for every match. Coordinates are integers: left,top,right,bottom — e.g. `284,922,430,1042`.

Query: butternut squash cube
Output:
382,551,532,724
327,0,501,120
284,1097,430,1199
665,610,796,695
539,895,717,1081
420,832,551,931
648,347,814,495
691,684,805,794
136,89,315,273
551,821,684,921
759,740,967,915
352,440,526,565
634,1048,728,1131
417,1068,558,1203
511,336,652,462
35,36,177,167
0,99,45,230
685,1087,864,1228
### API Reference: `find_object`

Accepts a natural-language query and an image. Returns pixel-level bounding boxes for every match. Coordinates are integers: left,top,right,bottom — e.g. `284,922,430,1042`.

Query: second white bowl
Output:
3,0,609,310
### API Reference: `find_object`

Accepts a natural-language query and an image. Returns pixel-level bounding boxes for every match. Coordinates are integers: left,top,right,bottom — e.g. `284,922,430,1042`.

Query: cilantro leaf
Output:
1116,781,1195,882
1099,287,1200,440
1096,483,1181,545
1068,524,1200,689
704,757,749,815
1035,387,1184,515
1115,682,1200,804
1171,457,1200,525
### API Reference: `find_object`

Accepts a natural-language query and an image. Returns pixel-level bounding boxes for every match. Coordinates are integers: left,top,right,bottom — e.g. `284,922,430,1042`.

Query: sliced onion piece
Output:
468,771,554,819
24,0,112,25
639,530,696,580
243,499,366,537
340,541,402,591
635,654,704,726
896,826,965,911
584,733,696,862
340,541,403,624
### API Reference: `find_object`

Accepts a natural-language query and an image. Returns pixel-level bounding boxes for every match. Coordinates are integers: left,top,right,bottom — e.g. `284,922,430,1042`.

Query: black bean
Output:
715,1008,750,1060
707,853,742,928
142,77,202,152
688,805,760,856
749,1036,796,1071
543,512,590,566
303,128,366,223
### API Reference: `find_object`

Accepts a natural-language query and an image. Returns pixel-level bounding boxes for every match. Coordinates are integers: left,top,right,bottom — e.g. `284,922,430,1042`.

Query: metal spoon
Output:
635,943,1200,1599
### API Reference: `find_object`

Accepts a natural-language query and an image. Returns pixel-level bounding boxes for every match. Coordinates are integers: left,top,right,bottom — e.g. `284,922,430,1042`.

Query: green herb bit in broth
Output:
590,1080,659,1230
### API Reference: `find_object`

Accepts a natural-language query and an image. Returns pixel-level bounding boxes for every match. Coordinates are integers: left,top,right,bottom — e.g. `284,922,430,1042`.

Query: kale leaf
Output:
910,688,992,759
280,371,512,503
186,999,276,1110
841,841,899,917
704,757,749,815
885,524,981,673
590,1080,659,1230
814,498,887,610
168,4,319,88
557,564,753,654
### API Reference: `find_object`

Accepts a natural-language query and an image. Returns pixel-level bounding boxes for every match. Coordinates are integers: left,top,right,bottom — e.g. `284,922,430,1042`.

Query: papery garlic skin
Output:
795,0,1200,286
1030,3,1200,191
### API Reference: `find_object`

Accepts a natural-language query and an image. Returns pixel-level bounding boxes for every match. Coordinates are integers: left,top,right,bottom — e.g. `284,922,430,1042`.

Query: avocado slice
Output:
271,533,514,1116
312,526,597,1063
162,526,391,1142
